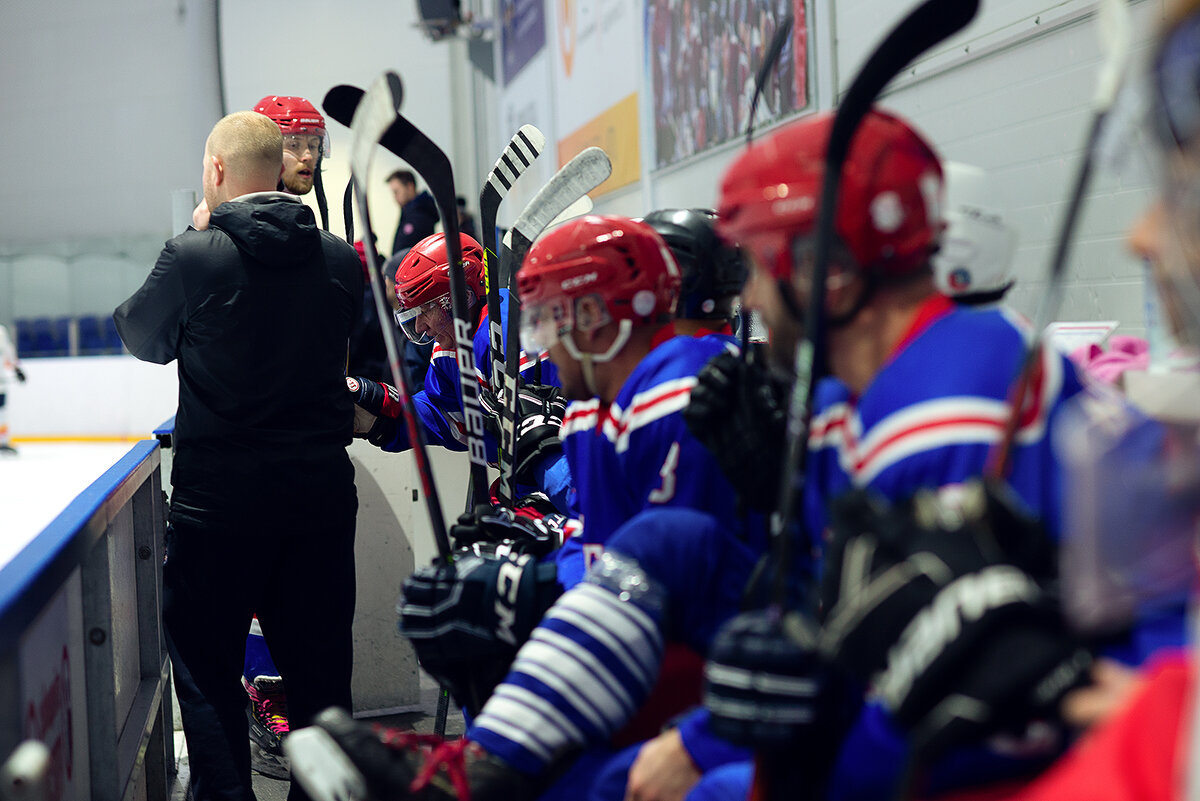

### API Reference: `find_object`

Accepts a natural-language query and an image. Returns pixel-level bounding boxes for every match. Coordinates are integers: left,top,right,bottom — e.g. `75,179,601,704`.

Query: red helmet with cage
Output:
393,233,486,345
517,215,681,355
717,108,944,282
253,95,330,157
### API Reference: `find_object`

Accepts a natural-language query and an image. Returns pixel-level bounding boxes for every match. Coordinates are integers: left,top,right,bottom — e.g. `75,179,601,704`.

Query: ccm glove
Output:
398,548,562,715
450,501,569,558
480,383,568,485
684,350,788,512
817,480,1091,759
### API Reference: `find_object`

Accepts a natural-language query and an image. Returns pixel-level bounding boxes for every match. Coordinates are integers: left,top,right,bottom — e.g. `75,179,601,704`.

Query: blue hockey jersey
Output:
554,331,748,588
803,295,1085,801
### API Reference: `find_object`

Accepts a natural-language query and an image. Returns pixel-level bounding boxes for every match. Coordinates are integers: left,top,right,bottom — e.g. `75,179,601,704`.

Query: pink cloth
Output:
1069,336,1150,386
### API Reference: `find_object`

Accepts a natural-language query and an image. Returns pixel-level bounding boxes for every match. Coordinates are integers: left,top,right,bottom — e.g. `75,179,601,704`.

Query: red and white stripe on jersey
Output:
810,345,1063,486
473,349,552,389
560,376,697,454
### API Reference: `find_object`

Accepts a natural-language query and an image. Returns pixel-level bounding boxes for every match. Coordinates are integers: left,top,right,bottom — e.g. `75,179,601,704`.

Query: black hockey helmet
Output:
641,209,747,321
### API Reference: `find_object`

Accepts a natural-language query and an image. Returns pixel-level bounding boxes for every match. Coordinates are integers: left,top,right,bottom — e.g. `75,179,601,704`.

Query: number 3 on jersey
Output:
648,441,680,504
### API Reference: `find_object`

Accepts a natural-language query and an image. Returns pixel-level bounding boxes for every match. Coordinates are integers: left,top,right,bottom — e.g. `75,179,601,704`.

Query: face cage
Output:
520,293,615,354
283,131,329,160
394,295,453,346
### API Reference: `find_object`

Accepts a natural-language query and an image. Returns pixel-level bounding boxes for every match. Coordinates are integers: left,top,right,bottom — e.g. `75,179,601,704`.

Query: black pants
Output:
163,490,357,801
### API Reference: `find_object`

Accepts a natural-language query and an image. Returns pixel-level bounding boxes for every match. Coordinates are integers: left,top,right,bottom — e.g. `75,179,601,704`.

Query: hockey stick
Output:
495,147,612,504
988,0,1132,478
742,4,981,799
771,0,981,607
326,83,492,508
481,126,546,399
340,74,453,561
738,12,795,357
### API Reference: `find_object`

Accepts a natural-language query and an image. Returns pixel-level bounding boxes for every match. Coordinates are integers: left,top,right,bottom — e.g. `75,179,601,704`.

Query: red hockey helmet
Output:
253,95,330,157
517,215,681,356
717,108,944,283
393,233,486,345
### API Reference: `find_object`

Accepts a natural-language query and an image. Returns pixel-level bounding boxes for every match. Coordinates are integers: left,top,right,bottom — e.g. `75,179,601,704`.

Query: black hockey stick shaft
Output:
989,0,1131,479
746,13,794,146
338,74,454,561
481,126,546,397
326,83,492,509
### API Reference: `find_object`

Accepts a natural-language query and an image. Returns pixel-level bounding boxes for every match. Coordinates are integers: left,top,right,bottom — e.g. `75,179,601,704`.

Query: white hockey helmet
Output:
932,163,1017,301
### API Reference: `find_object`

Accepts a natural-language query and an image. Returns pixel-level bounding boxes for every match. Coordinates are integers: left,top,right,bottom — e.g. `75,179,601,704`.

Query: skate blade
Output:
284,727,369,801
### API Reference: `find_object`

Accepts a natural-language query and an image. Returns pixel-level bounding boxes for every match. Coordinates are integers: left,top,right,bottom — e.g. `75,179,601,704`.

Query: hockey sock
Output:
468,552,666,776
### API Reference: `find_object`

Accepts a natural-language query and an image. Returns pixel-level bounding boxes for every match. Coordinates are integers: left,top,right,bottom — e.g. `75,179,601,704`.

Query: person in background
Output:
387,169,438,256
114,111,362,801
0,322,27,455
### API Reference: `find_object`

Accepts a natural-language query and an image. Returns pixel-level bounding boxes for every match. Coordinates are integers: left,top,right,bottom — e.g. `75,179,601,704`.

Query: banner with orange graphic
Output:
550,0,643,195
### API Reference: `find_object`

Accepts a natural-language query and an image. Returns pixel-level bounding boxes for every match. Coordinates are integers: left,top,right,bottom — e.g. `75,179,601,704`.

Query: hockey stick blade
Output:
482,126,546,400
328,83,493,508
284,727,368,801
771,0,982,605
501,194,593,250
494,147,612,503
338,74,456,560
746,13,794,145
509,147,612,256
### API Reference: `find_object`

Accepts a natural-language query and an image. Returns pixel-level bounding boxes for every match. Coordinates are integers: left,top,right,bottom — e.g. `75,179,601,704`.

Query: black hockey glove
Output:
683,350,788,512
346,375,404,446
450,500,570,558
704,609,854,799
480,383,568,485
14,367,25,383
817,480,1091,759
398,548,562,715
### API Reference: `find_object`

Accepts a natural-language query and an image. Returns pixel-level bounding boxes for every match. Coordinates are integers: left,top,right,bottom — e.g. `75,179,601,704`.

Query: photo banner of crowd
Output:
646,0,808,169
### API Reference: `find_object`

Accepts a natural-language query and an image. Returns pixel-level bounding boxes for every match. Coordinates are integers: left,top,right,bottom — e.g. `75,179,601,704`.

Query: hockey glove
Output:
479,383,568,486
683,350,788,512
346,375,403,445
398,548,562,715
817,480,1092,759
14,367,25,383
450,501,570,558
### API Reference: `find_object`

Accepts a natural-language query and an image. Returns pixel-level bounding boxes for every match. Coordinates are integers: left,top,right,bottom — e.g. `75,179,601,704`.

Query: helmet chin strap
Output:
560,319,634,398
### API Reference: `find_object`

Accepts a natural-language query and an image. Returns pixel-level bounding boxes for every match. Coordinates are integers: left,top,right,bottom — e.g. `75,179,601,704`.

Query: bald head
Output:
202,111,284,210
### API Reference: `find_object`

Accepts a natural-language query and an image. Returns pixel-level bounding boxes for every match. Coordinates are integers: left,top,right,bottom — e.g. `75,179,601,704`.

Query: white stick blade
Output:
513,147,613,239
349,72,402,186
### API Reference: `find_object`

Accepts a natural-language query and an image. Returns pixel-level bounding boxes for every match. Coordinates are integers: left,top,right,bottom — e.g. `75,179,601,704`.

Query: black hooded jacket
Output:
115,192,363,522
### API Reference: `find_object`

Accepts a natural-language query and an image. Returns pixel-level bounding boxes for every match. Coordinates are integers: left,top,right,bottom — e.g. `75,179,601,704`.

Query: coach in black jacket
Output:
115,111,362,801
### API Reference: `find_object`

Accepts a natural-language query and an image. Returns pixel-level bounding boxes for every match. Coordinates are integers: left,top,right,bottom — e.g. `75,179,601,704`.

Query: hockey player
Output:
347,230,573,513
817,2,1200,796
685,108,1085,800
0,322,26,455
253,95,332,225
286,216,766,801
641,208,747,339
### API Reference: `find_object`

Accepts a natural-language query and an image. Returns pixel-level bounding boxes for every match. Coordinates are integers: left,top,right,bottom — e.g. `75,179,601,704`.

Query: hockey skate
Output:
286,707,534,801
0,444,18,456
244,675,290,779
